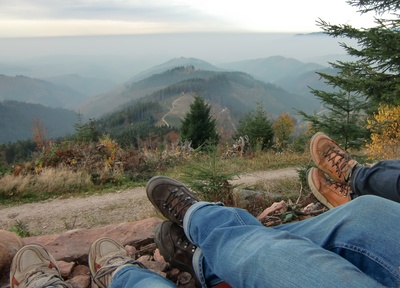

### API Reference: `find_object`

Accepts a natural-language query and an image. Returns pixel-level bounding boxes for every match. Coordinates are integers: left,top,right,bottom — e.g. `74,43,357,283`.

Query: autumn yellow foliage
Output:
366,104,400,160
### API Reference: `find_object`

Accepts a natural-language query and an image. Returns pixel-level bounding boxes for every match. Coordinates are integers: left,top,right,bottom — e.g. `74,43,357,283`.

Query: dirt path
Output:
0,168,298,235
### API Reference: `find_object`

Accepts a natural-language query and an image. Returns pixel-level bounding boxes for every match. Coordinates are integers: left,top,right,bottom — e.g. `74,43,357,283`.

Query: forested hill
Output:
0,100,76,143
0,75,85,109
143,71,315,116
79,66,220,118
80,66,319,119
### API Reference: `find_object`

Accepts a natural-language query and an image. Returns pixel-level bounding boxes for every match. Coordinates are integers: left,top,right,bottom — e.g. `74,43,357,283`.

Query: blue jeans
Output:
352,160,400,203
184,196,400,288
110,265,176,288
111,195,400,287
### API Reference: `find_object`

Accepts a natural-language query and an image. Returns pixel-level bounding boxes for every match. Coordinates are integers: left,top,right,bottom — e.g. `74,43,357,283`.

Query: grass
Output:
0,149,310,206
165,149,310,181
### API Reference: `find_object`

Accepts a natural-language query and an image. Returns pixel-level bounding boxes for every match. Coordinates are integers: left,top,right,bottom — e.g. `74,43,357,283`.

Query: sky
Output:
0,0,379,38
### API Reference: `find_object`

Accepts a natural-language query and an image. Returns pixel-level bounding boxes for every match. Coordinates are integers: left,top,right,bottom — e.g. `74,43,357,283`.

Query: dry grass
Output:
166,150,310,181
0,167,94,202
0,148,310,204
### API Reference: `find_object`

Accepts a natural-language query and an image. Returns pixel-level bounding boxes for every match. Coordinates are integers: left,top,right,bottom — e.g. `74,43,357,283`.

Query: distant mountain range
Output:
0,55,336,143
220,55,325,83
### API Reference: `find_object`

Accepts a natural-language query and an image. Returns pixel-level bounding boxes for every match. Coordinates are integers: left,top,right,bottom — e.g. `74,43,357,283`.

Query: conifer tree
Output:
318,0,400,109
298,70,369,149
235,103,274,150
180,95,219,149
300,0,400,148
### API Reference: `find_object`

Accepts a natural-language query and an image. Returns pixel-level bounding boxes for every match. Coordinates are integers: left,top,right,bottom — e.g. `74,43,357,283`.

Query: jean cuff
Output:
183,201,224,244
350,165,363,196
192,247,225,288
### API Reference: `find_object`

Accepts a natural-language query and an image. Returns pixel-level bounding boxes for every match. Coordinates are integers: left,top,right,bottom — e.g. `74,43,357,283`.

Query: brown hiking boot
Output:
307,167,351,209
88,237,146,288
146,176,199,226
310,132,358,183
154,221,200,287
10,244,70,288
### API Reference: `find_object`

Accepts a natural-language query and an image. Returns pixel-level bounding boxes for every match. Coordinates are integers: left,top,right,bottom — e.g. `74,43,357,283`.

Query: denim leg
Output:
109,265,176,288
184,201,387,288
351,160,400,203
275,195,400,287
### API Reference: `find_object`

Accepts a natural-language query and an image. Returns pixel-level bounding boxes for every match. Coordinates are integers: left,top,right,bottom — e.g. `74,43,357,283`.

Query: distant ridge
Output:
221,55,326,83
0,75,85,109
130,57,225,82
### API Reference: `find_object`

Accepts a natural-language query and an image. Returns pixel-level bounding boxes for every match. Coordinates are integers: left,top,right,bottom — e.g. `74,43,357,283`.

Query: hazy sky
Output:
0,0,378,38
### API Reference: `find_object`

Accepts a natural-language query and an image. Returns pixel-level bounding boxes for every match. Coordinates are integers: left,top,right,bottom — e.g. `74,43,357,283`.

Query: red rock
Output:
0,230,23,284
66,274,90,288
58,260,75,279
23,218,162,263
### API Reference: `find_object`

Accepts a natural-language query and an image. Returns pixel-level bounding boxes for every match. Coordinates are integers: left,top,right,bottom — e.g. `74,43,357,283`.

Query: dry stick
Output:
295,183,303,205
296,209,326,216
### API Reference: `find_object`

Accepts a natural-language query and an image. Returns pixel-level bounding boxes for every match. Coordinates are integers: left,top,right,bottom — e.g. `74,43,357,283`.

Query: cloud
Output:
0,0,208,22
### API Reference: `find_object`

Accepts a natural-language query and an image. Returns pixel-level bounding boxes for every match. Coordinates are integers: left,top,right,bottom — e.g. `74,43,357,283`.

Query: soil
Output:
0,167,298,236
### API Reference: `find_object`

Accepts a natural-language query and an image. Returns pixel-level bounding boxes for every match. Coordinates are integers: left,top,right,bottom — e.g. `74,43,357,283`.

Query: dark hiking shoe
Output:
146,176,199,226
307,167,351,209
310,132,358,183
154,221,199,285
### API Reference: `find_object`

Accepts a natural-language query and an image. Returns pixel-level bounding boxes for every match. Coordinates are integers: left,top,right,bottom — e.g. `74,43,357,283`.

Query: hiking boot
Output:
10,244,70,288
154,221,198,279
88,237,146,288
310,132,358,183
146,176,199,226
307,167,351,209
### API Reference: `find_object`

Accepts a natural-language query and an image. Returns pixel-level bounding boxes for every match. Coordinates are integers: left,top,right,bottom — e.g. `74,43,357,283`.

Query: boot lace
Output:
324,178,350,197
94,255,146,280
24,268,70,288
163,187,197,223
323,145,355,182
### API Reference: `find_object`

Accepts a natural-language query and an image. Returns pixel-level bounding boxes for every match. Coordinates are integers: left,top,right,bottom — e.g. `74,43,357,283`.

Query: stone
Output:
154,248,166,263
66,274,91,288
0,230,23,285
257,200,288,221
58,260,75,279
71,265,90,277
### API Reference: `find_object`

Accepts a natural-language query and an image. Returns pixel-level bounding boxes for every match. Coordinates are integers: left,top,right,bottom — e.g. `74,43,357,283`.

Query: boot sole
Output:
309,132,326,172
307,168,334,210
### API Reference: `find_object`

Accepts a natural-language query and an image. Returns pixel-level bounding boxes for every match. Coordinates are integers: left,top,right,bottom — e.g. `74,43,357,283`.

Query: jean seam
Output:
326,242,400,282
234,209,247,226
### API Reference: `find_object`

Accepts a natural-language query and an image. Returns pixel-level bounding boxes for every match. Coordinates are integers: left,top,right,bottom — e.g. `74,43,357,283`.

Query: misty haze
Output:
0,33,354,81
0,32,355,143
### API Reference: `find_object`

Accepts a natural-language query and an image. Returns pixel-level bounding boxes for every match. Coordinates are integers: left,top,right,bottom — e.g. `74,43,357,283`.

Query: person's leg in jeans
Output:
146,176,400,288
184,196,400,288
147,176,228,288
309,132,400,208
351,160,400,202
